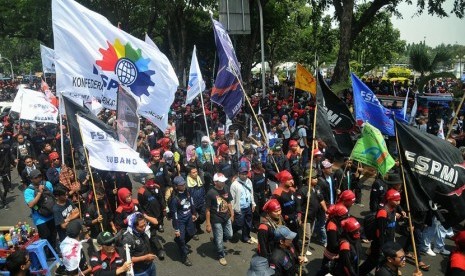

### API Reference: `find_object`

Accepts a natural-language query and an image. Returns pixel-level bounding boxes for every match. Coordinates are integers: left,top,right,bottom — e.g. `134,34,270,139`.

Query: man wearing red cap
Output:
360,189,403,275
337,190,356,210
257,198,283,260
446,230,465,274
46,151,61,187
272,170,301,251
216,143,237,180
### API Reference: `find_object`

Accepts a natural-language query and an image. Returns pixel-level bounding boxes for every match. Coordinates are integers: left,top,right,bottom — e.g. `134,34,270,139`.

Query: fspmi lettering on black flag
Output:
396,120,465,227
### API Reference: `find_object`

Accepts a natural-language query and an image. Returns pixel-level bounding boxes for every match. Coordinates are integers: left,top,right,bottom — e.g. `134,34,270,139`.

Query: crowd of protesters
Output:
1,76,465,276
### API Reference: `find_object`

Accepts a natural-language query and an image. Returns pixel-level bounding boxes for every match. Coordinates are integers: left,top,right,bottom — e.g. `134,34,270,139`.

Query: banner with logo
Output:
144,33,160,52
211,18,243,119
186,46,206,104
10,86,25,114
116,86,140,149
396,120,465,227
315,82,340,152
351,73,394,136
52,0,179,131
295,64,316,95
318,72,355,132
40,44,56,74
18,88,58,124
350,122,394,175
76,114,152,174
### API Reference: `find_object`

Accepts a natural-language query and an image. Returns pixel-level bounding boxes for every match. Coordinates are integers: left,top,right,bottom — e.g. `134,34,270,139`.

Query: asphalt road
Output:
1,171,453,275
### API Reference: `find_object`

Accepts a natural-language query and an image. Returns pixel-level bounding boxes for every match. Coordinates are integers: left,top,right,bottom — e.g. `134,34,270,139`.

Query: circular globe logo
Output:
115,58,138,86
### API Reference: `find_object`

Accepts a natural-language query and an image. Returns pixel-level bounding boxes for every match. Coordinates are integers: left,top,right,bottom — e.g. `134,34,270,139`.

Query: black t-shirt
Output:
53,200,75,241
374,264,398,276
297,185,324,223
205,186,232,224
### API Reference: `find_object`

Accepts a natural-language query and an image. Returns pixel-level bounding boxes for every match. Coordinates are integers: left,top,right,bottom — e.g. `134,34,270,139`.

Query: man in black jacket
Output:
0,136,13,209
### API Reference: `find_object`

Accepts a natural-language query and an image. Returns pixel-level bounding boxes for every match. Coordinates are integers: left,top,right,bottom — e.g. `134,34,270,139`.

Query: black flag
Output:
396,120,465,227
62,96,116,148
315,80,340,152
318,72,356,132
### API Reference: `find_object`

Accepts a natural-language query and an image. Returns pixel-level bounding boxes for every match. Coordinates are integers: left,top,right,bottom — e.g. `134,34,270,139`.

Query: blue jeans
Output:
421,216,446,251
233,206,253,242
314,215,327,245
212,219,233,258
134,262,156,276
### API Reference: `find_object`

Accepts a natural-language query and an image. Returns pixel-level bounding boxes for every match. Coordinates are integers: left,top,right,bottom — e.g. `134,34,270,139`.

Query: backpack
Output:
290,126,301,141
28,183,56,217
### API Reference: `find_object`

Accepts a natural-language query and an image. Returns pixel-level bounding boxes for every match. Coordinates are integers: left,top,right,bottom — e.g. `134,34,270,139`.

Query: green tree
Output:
409,42,450,77
316,0,465,85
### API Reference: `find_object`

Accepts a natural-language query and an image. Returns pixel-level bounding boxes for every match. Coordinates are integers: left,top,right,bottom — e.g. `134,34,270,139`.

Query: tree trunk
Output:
331,0,354,85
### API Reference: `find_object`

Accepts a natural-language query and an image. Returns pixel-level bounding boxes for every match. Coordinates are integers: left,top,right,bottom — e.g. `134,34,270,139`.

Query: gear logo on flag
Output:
96,39,155,97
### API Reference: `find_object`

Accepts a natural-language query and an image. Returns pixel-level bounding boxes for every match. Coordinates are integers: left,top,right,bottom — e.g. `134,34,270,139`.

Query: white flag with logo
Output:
19,88,58,123
186,46,206,104
52,0,179,131
40,44,56,74
76,114,152,174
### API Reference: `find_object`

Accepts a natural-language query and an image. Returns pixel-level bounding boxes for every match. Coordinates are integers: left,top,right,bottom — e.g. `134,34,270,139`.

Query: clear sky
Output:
391,1,465,47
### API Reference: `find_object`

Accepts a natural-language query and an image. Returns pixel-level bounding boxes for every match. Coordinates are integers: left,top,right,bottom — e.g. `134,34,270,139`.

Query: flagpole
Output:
76,114,104,232
299,62,320,276
446,91,465,139
64,118,83,220
394,122,420,272
298,115,318,275
236,79,280,172
58,94,65,163
198,78,214,165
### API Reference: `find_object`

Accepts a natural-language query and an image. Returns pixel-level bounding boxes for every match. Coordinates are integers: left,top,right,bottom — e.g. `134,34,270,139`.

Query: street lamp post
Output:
457,55,465,81
256,0,266,98
0,54,14,80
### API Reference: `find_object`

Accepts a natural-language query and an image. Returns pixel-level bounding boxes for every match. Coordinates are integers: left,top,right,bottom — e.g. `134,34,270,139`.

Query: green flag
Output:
350,122,395,175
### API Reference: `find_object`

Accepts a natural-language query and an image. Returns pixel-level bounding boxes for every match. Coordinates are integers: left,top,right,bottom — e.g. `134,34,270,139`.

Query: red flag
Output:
41,79,58,107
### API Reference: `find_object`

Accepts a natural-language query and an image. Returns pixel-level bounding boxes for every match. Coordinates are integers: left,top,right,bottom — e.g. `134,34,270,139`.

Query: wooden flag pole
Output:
299,64,320,276
446,91,465,139
236,79,280,173
394,122,420,272
65,118,82,220
76,114,104,232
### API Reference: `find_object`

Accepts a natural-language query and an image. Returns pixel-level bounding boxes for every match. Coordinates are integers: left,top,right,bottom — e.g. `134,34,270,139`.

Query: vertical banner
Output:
116,86,140,149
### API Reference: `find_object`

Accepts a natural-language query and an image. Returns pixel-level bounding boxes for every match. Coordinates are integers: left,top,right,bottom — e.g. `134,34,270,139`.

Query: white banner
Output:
76,114,152,174
186,45,206,104
40,44,56,74
52,0,179,130
10,87,25,114
19,88,58,124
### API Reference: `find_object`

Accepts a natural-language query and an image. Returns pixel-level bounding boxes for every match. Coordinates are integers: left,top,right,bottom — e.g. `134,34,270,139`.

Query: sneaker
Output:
356,203,365,207
4,205,9,210
305,250,313,256
250,236,258,243
157,250,165,261
304,256,309,263
246,239,255,244
433,248,450,255
158,225,165,233
193,235,199,241
423,248,436,256
183,257,193,266
219,257,227,266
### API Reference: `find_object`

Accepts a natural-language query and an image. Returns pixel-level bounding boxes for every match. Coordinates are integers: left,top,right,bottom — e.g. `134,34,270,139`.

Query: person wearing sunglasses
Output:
90,231,132,275
375,241,422,276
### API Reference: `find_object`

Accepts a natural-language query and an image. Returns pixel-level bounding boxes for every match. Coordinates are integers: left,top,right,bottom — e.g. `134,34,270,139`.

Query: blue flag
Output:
351,73,395,136
211,19,243,119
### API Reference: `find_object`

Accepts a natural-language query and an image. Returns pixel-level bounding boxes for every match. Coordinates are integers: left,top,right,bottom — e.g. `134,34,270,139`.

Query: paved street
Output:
1,171,453,275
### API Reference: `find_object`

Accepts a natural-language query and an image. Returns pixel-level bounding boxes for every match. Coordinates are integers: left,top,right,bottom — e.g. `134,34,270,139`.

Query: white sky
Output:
390,1,465,47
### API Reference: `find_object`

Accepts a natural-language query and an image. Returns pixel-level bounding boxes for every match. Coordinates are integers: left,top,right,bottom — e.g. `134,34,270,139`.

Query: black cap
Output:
29,169,42,179
97,231,115,246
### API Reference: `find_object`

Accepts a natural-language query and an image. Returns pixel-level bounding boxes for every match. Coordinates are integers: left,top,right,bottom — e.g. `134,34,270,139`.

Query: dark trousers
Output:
37,219,57,251
0,173,11,206
175,219,196,260
359,246,381,276
233,206,253,242
194,205,206,231
149,228,164,254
